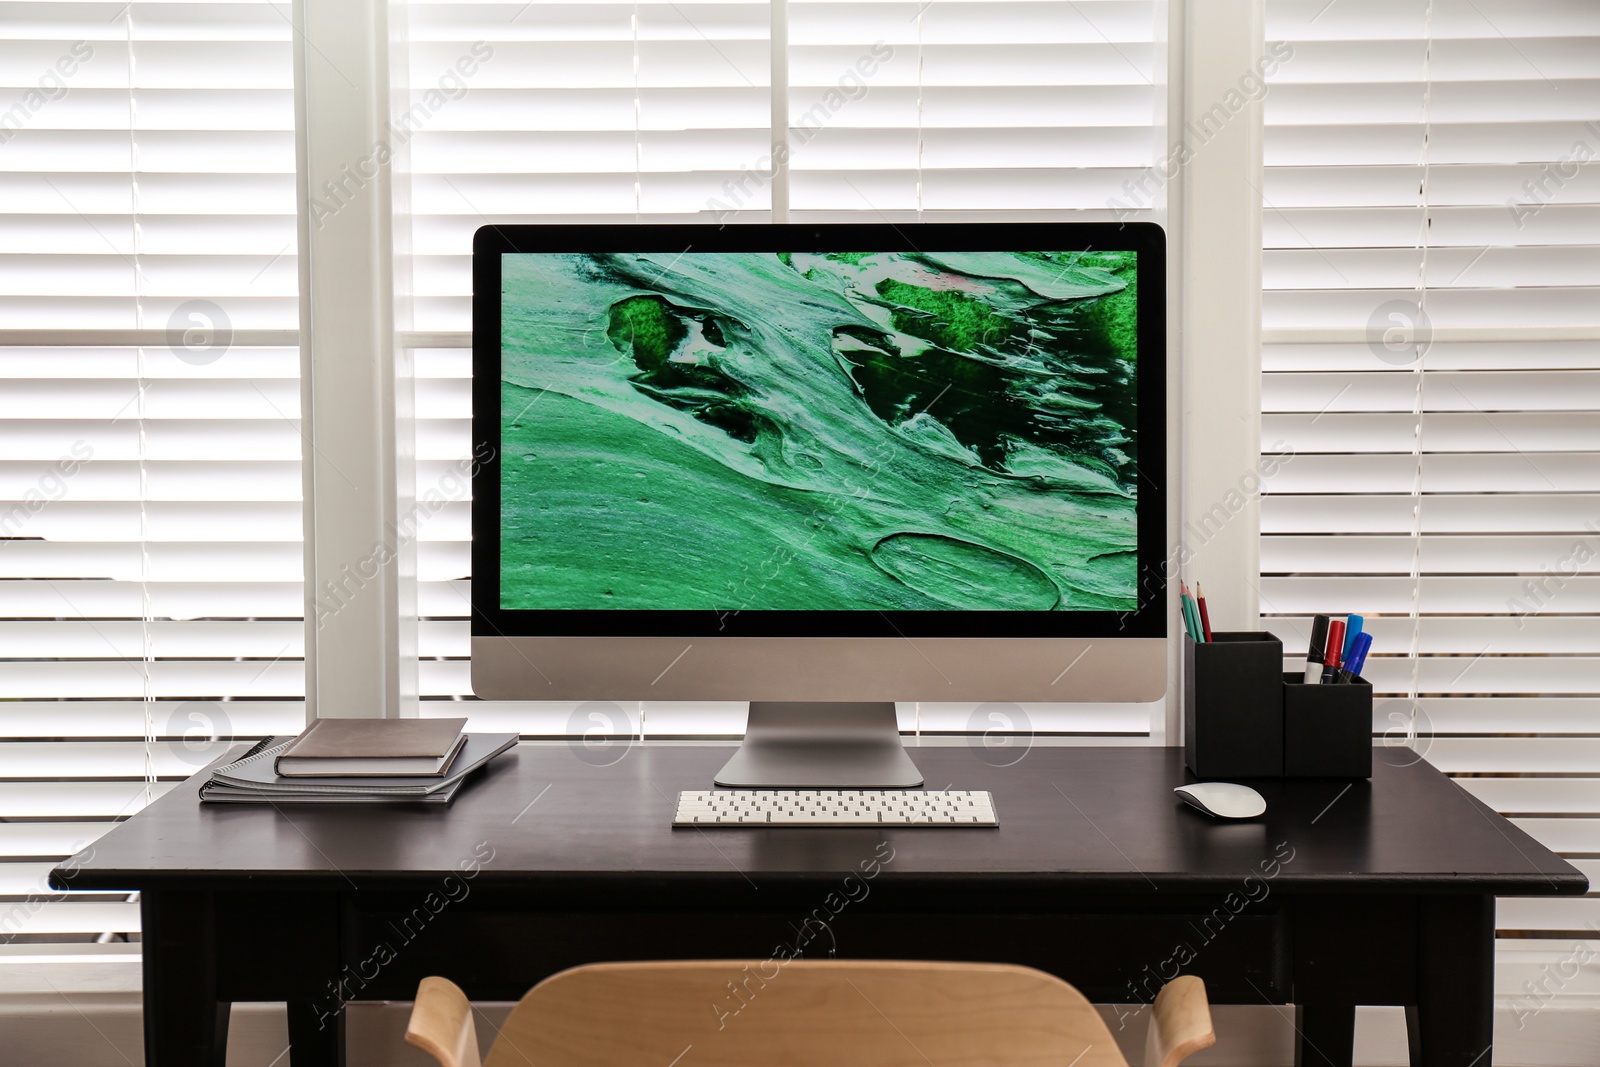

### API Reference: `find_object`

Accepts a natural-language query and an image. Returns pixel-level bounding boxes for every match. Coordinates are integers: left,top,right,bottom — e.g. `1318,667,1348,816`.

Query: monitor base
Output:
714,701,924,788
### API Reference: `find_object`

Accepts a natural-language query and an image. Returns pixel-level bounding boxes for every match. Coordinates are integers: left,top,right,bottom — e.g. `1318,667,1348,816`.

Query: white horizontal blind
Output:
1259,0,1600,939
406,0,773,334
786,0,1156,219
0,1,302,948
403,0,1161,739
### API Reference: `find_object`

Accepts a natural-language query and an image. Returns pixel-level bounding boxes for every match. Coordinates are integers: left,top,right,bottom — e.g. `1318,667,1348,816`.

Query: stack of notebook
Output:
200,718,518,804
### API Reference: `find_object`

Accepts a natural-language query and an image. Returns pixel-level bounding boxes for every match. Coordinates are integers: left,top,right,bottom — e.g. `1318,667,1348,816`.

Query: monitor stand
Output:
714,701,925,788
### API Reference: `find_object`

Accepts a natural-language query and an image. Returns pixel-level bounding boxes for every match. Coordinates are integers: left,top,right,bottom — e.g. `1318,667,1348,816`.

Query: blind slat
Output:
0,902,142,937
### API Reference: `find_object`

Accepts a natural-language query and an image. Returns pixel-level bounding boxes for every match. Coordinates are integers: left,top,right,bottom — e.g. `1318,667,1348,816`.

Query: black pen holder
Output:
1283,674,1373,778
1183,631,1284,778
1183,632,1374,779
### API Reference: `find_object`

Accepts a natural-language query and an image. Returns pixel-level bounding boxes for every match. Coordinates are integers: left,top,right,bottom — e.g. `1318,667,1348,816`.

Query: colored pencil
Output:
1180,582,1201,641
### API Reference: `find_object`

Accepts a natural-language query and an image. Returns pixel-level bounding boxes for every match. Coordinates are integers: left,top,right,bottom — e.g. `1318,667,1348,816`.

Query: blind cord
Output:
914,3,926,221
121,3,157,805
1402,0,1435,743
633,0,642,223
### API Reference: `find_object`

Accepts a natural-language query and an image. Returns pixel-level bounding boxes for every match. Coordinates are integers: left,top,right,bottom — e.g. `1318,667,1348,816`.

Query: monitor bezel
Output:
472,222,1167,640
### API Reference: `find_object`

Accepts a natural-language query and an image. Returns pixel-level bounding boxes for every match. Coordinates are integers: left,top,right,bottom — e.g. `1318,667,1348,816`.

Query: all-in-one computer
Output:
471,223,1166,800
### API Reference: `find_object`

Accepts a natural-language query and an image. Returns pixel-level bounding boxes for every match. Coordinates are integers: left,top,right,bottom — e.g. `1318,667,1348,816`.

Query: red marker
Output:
1196,583,1213,642
1319,618,1346,685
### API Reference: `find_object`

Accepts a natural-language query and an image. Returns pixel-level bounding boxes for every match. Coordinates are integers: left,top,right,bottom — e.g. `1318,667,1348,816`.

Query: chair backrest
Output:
480,959,1132,1067
409,975,482,1067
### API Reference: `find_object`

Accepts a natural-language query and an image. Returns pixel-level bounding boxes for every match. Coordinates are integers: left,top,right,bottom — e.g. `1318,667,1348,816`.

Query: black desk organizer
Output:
1184,631,1372,779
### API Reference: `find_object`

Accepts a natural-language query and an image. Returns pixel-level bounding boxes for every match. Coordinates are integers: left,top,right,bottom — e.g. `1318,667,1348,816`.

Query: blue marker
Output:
1341,632,1373,683
1342,614,1364,661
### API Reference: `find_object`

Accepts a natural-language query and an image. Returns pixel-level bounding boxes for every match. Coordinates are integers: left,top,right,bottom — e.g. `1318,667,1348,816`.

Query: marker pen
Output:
1320,618,1346,685
1343,614,1364,661
1304,615,1329,684
1340,632,1373,684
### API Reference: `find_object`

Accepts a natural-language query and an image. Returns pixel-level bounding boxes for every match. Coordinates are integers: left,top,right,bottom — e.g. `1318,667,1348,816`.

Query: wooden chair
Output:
406,960,1214,1067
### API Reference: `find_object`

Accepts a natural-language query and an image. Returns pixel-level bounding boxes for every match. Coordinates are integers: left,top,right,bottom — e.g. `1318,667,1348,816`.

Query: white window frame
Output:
298,0,1266,744
292,0,416,721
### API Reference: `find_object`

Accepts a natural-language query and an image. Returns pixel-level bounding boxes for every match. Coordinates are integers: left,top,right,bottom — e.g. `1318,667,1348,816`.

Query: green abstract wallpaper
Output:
500,249,1139,612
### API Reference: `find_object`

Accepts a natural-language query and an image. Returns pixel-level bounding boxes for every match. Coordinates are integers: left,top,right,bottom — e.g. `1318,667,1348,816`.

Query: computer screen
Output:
476,224,1164,645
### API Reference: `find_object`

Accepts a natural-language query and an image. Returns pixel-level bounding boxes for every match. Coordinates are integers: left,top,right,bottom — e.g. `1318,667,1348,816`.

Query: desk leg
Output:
1407,895,1495,1067
1294,1003,1355,1067
284,894,346,1067
142,891,231,1066
287,1000,346,1067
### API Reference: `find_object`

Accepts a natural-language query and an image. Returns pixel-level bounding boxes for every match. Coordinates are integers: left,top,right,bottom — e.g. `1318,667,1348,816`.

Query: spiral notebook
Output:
200,733,518,804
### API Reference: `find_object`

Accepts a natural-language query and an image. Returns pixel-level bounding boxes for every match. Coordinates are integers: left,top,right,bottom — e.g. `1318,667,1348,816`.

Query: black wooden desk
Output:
53,744,1585,1067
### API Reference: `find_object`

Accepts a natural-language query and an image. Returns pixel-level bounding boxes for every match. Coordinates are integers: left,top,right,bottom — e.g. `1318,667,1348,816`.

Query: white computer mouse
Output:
1174,782,1266,819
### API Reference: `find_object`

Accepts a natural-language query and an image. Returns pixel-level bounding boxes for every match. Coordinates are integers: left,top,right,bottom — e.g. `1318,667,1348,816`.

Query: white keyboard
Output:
673,790,997,827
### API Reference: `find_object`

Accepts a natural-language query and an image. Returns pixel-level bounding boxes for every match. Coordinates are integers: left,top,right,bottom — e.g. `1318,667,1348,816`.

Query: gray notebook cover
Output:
277,717,468,760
